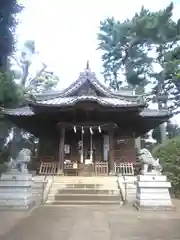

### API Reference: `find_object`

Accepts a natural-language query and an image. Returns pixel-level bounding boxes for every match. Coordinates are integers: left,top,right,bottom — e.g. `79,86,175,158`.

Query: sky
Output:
17,0,180,123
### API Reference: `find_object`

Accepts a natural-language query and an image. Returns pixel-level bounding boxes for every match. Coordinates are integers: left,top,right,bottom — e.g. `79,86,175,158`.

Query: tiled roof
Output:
3,106,172,118
140,108,172,117
3,106,34,116
32,69,142,102
35,96,140,107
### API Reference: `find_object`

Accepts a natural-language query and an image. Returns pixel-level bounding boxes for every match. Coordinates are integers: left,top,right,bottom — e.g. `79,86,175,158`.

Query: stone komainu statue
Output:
7,148,32,173
138,148,162,174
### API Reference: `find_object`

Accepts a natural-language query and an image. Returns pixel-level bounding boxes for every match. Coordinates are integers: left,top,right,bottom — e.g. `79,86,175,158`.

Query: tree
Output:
152,136,180,196
0,1,23,68
166,121,180,138
11,40,59,95
97,16,152,91
0,1,23,159
98,3,180,93
0,70,21,108
98,2,180,143
4,40,60,166
152,121,180,143
152,126,161,143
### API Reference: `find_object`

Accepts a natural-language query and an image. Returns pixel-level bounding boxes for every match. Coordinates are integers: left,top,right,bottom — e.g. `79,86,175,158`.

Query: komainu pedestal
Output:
0,170,35,210
134,174,174,210
0,148,35,210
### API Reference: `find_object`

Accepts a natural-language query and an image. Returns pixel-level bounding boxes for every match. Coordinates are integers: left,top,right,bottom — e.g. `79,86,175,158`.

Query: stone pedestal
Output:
134,174,174,210
0,170,35,210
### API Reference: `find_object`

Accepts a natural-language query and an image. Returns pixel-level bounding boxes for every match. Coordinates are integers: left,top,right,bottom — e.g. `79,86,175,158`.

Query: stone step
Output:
52,177,117,184
52,183,105,188
0,202,36,211
51,183,118,190
45,200,120,205
49,188,120,195
47,194,121,201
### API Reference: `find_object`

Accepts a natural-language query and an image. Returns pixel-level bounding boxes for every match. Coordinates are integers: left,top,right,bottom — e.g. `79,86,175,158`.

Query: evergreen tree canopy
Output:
97,2,180,112
0,1,23,68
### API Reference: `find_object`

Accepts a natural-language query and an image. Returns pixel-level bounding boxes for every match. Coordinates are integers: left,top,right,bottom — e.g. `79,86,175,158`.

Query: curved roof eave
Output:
30,68,143,102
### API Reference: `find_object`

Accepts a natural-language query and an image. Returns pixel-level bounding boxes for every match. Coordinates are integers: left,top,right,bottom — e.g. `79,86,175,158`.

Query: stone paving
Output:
1,200,180,240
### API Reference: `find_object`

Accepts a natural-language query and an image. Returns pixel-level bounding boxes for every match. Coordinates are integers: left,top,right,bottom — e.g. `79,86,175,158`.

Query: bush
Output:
0,163,7,175
152,136,180,196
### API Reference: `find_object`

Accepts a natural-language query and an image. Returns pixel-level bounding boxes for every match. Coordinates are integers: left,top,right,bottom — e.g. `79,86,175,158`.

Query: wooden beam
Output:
58,126,65,174
108,128,115,174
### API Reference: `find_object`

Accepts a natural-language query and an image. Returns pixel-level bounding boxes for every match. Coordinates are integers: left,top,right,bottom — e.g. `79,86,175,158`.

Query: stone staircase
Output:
117,176,137,203
45,176,122,206
32,180,46,206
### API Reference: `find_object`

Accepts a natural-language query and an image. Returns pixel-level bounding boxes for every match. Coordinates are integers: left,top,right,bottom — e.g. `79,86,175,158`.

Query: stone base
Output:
57,169,64,176
133,202,175,211
0,171,35,210
134,174,174,211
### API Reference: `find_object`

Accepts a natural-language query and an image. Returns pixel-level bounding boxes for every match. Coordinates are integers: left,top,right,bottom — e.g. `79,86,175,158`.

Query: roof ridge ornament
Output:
86,60,90,70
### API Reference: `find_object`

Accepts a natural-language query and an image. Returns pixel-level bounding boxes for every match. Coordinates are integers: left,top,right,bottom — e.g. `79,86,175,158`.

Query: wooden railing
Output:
94,162,108,176
38,161,138,176
39,162,58,175
115,162,134,176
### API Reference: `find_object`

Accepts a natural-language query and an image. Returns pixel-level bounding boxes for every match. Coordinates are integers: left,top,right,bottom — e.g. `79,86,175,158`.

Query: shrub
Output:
152,136,180,196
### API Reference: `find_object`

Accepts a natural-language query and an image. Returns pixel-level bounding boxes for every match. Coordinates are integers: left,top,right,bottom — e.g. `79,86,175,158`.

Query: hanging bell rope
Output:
89,127,93,135
81,127,84,134
73,126,76,133
73,124,111,133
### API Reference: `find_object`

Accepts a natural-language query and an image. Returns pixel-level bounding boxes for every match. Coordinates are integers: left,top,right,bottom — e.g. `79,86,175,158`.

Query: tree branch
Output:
27,63,47,87
11,55,22,68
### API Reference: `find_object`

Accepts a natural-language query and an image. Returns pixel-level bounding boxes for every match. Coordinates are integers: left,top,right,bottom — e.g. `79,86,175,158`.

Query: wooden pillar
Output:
135,137,141,150
108,128,115,174
58,126,65,174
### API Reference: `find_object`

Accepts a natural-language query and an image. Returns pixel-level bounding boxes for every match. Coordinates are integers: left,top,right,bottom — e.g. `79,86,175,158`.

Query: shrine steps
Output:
45,176,122,206
117,176,137,203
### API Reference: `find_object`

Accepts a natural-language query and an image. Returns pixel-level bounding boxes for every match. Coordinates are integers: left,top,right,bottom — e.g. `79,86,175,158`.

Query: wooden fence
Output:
39,161,135,176
114,162,134,176
94,162,108,176
39,162,57,175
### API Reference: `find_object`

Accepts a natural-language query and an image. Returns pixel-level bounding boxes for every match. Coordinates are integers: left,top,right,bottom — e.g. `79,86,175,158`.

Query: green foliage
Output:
98,16,151,90
152,126,161,143
152,136,180,195
152,121,180,143
98,2,180,117
0,1,23,68
0,70,22,108
166,121,180,138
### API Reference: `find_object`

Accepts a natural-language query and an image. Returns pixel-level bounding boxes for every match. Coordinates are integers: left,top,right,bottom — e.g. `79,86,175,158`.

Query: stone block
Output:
1,172,32,181
137,181,171,188
134,174,174,211
0,172,35,210
137,175,167,182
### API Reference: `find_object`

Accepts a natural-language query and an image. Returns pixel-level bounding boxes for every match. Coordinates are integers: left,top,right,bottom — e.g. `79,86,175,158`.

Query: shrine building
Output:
3,66,172,176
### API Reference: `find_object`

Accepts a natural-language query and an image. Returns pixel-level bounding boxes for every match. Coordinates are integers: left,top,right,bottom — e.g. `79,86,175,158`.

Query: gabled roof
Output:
32,68,140,100
28,67,145,108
